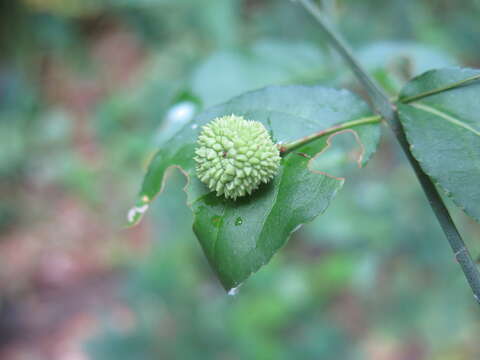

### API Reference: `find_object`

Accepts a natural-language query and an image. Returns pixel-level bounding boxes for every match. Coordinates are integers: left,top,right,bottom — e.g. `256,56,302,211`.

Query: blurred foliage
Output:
1,0,480,359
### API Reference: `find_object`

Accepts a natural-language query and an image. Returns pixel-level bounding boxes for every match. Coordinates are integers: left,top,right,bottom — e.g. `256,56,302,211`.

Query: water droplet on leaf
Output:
228,285,241,296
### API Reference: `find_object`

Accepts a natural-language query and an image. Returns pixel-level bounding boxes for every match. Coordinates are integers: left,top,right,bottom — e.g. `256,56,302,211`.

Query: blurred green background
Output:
1,0,480,359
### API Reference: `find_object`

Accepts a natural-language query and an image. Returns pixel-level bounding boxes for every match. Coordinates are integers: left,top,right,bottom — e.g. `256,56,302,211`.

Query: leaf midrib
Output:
410,102,480,137
213,167,284,282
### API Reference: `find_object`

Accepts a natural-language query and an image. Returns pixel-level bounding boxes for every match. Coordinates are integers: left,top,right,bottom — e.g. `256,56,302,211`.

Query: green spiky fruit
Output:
194,115,281,200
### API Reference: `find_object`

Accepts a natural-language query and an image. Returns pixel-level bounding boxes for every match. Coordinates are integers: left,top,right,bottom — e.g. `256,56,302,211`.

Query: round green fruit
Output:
194,115,281,200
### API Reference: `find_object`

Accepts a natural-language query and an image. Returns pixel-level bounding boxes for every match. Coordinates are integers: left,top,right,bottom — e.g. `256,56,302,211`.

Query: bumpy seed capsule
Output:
194,115,281,200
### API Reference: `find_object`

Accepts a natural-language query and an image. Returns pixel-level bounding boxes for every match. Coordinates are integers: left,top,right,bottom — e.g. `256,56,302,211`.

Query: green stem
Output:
296,0,480,305
400,73,480,103
279,115,382,155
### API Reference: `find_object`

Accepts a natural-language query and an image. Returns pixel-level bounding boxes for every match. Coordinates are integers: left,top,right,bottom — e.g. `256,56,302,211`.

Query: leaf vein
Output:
213,205,227,265
410,102,480,137
253,167,284,254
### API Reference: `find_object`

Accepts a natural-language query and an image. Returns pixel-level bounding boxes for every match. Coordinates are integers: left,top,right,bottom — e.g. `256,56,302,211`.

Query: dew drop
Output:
235,217,243,226
228,285,241,296
127,204,149,224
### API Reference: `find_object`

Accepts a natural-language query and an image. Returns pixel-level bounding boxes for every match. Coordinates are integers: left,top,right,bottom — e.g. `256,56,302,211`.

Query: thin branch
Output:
400,73,480,103
279,115,382,155
296,0,480,304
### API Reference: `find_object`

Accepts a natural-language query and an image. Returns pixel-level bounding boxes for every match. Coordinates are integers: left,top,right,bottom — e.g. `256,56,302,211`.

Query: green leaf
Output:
129,85,380,290
398,67,480,222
